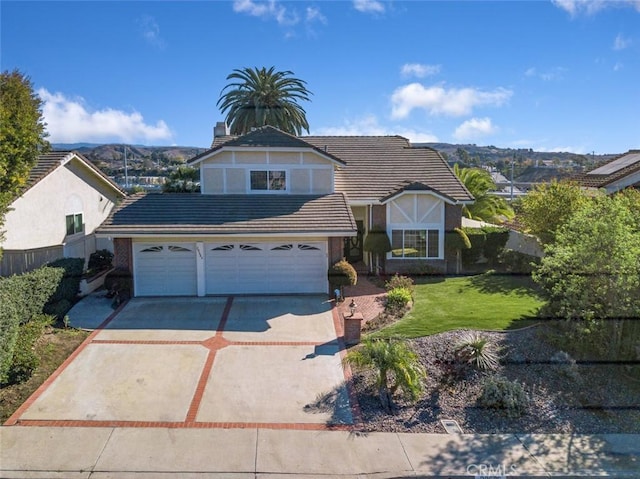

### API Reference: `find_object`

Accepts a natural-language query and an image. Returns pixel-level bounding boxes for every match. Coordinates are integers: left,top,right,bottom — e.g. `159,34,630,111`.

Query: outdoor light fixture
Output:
349,299,357,317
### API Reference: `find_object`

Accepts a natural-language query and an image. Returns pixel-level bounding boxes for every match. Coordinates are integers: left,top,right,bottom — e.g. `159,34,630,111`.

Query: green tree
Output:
0,70,50,245
454,164,514,223
343,338,425,412
217,66,312,136
533,193,640,359
517,180,589,244
163,166,200,193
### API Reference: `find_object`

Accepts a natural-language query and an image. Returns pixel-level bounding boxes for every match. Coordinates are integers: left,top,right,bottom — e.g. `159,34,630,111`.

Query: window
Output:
65,213,83,236
391,229,439,258
250,170,286,191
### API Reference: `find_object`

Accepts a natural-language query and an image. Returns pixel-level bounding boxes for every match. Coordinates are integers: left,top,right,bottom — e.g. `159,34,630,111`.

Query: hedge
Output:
0,266,63,383
461,227,510,267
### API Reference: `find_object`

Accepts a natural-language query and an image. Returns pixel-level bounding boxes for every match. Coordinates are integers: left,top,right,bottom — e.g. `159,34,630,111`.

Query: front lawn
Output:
375,272,545,338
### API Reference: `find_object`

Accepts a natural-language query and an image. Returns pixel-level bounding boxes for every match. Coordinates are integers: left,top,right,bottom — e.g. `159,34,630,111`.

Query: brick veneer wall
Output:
113,238,132,272
328,237,343,264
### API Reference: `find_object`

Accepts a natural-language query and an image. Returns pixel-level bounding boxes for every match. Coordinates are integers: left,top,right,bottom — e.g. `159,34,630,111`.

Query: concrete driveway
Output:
9,296,353,428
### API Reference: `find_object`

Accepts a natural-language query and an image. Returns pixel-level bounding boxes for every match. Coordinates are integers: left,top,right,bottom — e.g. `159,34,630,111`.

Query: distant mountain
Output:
52,142,104,150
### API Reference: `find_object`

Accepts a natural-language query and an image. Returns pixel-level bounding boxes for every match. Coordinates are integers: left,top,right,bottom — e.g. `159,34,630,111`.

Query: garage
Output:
205,241,328,294
133,243,197,296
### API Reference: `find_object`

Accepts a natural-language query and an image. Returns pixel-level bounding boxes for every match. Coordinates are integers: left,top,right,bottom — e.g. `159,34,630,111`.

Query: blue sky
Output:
2,1,639,154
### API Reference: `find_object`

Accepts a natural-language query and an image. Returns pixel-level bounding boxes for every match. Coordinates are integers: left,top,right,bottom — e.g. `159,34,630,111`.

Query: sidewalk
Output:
1,426,638,478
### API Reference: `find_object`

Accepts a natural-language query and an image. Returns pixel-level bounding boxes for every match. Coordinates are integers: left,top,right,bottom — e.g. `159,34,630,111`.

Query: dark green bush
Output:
43,299,73,320
498,249,540,274
88,249,114,274
461,228,487,265
0,265,64,383
328,259,357,288
104,268,133,296
385,274,415,295
482,227,510,265
47,258,84,303
478,375,529,418
445,227,471,251
6,315,54,385
363,229,392,254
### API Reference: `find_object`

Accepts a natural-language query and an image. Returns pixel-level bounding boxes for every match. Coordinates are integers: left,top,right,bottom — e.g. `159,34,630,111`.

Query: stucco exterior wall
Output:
1,160,120,251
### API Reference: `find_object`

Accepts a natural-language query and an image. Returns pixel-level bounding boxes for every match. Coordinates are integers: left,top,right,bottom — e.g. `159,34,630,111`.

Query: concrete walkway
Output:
1,426,638,478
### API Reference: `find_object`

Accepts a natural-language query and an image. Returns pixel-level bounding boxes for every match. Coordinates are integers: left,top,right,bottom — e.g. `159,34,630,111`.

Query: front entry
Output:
344,220,364,263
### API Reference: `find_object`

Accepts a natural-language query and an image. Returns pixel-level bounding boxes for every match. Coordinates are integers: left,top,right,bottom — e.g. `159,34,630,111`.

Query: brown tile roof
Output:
573,150,640,189
17,151,125,199
97,192,356,236
193,126,345,165
302,136,474,203
200,129,473,204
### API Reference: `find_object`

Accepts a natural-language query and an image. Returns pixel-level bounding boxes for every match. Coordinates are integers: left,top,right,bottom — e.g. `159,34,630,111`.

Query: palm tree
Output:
454,164,514,223
163,166,199,193
343,338,425,412
217,66,312,136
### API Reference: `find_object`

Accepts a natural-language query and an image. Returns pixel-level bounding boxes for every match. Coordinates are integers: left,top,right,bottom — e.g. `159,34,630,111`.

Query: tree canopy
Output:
217,66,312,136
0,70,50,244
453,164,514,223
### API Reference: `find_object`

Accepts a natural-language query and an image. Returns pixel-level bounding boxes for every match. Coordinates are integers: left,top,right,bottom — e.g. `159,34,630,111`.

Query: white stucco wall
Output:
1,159,120,250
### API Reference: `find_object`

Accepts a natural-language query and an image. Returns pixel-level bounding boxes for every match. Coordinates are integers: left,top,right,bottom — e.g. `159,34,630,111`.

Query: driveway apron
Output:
7,295,354,429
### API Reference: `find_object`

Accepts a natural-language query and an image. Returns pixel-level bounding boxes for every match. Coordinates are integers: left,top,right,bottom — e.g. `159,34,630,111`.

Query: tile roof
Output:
201,128,473,203
573,150,640,189
302,136,474,203
17,151,124,199
97,193,356,236
192,126,345,165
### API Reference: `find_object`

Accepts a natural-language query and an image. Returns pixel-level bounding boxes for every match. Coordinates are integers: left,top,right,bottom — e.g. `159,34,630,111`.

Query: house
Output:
0,151,125,276
96,125,473,296
574,149,640,194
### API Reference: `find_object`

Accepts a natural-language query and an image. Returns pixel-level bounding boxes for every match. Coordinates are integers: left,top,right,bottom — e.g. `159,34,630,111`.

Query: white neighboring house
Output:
0,151,125,276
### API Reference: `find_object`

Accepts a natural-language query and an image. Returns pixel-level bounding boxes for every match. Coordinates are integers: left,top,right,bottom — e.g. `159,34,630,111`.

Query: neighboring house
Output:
0,151,125,276
574,149,640,194
97,125,473,296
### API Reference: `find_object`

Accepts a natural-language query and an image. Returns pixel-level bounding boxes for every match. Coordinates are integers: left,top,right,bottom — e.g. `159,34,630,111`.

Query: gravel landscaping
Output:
351,325,640,434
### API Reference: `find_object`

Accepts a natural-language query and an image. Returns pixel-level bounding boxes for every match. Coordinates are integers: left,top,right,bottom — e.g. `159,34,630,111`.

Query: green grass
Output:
373,272,545,338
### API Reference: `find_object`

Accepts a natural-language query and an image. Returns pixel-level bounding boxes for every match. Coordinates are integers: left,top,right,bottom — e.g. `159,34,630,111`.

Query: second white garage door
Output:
205,241,327,294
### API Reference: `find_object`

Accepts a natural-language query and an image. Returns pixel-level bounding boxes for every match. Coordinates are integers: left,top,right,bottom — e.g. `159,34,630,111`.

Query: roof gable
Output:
574,149,640,190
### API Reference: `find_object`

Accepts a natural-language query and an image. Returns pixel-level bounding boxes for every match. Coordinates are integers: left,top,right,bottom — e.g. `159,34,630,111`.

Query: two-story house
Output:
96,125,473,296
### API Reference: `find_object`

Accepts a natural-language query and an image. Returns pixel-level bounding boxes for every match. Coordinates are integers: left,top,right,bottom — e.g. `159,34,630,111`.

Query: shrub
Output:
43,299,73,320
455,331,500,371
482,227,510,265
328,259,357,289
6,314,54,385
0,266,63,383
461,228,486,265
47,257,84,303
498,250,540,274
385,274,415,295
88,249,114,274
363,229,392,254
386,287,412,311
445,227,471,251
478,375,528,418
104,268,133,295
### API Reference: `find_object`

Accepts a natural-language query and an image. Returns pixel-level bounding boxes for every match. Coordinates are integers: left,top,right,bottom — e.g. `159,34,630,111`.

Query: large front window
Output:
391,229,439,258
250,170,286,191
66,213,83,236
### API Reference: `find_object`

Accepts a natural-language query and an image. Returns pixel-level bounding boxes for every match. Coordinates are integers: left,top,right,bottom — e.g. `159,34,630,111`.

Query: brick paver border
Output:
6,296,361,431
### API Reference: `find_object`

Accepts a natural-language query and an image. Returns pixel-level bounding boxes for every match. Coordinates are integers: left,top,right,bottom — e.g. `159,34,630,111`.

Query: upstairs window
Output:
66,213,84,236
250,170,286,191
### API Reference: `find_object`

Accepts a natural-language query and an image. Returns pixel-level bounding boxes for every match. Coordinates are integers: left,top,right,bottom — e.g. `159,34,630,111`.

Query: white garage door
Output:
134,243,197,296
205,241,327,294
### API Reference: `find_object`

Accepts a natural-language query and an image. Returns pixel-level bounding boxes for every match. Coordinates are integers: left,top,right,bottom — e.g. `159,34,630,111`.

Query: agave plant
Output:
454,331,500,371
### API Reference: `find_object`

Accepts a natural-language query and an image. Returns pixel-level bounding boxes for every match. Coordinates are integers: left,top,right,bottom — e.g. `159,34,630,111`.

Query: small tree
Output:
327,259,357,299
163,166,200,193
445,227,471,274
344,337,425,412
363,229,391,275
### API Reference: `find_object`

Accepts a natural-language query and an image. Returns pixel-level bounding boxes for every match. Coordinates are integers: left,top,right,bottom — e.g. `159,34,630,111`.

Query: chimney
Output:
213,121,230,138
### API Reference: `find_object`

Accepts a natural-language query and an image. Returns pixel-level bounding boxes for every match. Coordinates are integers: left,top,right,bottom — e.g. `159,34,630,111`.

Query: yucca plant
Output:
454,331,500,371
344,337,425,412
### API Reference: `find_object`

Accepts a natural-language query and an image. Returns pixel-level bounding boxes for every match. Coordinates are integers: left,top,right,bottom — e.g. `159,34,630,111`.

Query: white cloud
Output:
306,6,326,24
233,0,299,26
313,115,438,143
524,66,567,81
390,83,512,119
453,117,498,141
552,0,640,16
38,89,172,144
139,15,165,49
353,0,385,14
401,63,441,78
613,33,631,50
